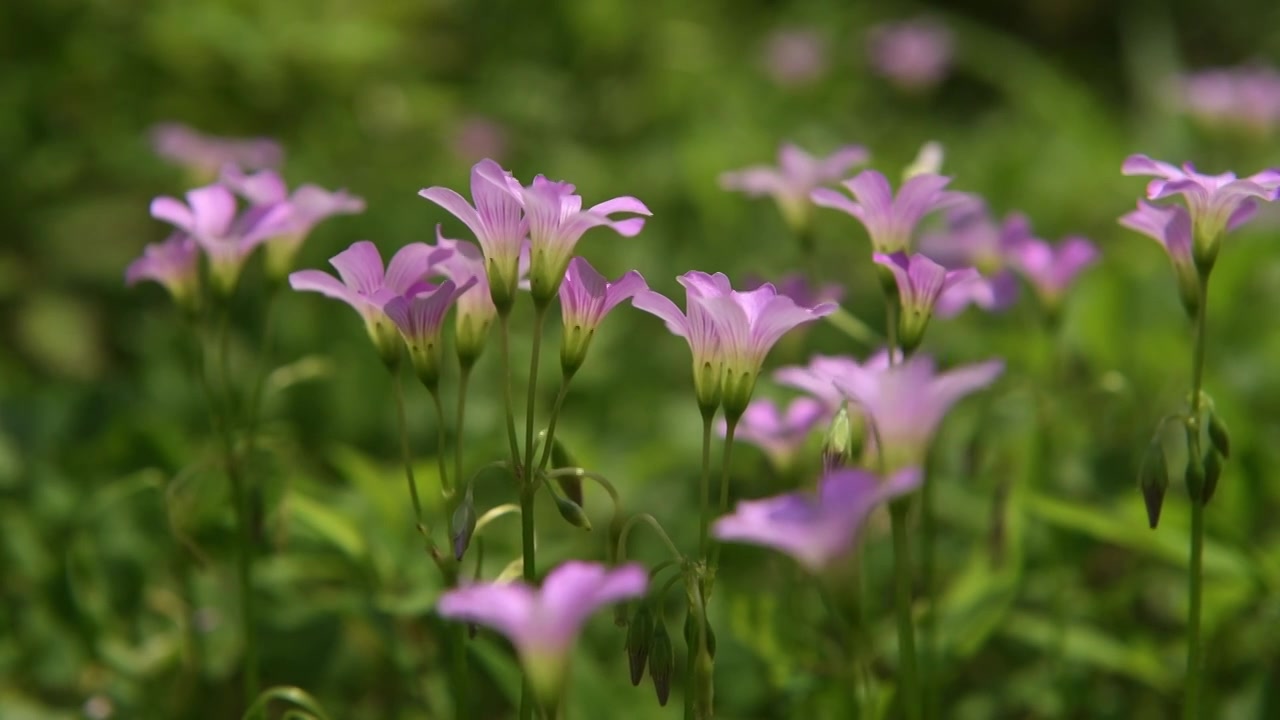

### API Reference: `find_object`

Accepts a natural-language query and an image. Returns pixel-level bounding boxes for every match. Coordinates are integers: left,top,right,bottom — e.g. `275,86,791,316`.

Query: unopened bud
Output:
625,604,654,686
648,620,674,706
683,611,717,660
1139,438,1169,529
549,437,583,507
1201,449,1223,505
554,495,592,531
450,494,477,560
1184,454,1205,504
1207,412,1231,460
904,141,945,180
822,406,855,472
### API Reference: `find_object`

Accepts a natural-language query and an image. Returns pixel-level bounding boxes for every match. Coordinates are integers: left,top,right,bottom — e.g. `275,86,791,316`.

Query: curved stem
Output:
1184,273,1210,720
391,372,427,535
428,388,452,497
617,513,685,564
536,377,573,473
697,411,714,560
890,501,921,720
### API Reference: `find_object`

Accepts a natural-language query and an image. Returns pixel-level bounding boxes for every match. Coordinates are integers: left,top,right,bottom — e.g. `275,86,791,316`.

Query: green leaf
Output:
287,490,367,561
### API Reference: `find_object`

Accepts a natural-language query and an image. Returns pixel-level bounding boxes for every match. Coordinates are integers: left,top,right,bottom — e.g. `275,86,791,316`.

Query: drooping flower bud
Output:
1201,448,1223,505
625,604,654,686
1207,411,1231,459
648,619,674,706
554,494,592,531
450,493,477,560
1139,438,1169,529
548,436,584,507
683,608,718,661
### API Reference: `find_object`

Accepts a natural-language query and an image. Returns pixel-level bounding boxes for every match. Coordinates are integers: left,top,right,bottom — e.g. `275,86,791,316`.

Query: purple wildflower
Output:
632,272,732,414
832,353,1004,469
513,176,650,305
125,233,201,311
149,122,282,177
1122,154,1280,268
744,272,845,308
150,184,293,293
419,159,529,313
916,204,1026,317
451,115,509,163
774,354,876,411
643,273,837,419
867,18,954,91
288,240,446,366
720,143,869,230
385,278,477,389
873,252,980,352
221,166,366,277
1118,201,1200,315
558,257,647,376
1177,65,1280,135
810,170,969,255
715,396,827,468
761,29,828,88
714,467,922,572
1006,235,1099,309
430,226,529,366
436,561,647,701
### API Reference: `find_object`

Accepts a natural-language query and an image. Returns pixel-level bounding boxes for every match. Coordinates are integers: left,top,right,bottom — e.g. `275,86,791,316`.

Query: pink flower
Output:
1177,65,1280,135
558,257,647,375
430,226,530,366
916,204,1026,317
873,252,980,352
811,170,969,254
867,18,954,91
1006,235,1099,308
149,122,282,176
1118,201,1200,315
762,29,829,88
288,240,447,365
721,143,869,230
437,562,647,701
384,278,477,388
714,467,922,572
716,396,827,467
125,233,200,310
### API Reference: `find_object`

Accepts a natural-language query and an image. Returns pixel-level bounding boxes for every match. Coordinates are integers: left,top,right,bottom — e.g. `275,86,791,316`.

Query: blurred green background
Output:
4,0,1280,718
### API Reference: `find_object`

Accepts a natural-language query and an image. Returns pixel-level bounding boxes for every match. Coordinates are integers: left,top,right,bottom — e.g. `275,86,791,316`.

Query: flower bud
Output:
450,494,477,560
549,437,584,507
648,619,674,706
554,495,592,531
821,405,864,472
1139,438,1169,529
1207,411,1231,460
1201,448,1223,505
1184,454,1205,504
625,604,654,686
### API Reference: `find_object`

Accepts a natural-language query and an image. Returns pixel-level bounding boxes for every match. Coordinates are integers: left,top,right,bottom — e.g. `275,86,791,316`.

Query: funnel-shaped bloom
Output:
221,166,366,277
716,396,827,468
873,252,979,352
430,227,527,367
125,233,201,311
1122,154,1280,268
419,159,528,312
714,467,921,572
917,204,1026,316
385,278,476,389
150,184,292,293
514,176,650,305
288,240,446,366
867,18,953,91
558,257,647,376
437,561,647,702
1118,201,1200,315
149,122,282,176
774,354,877,410
720,143,869,230
632,273,731,414
811,170,969,255
833,353,1003,469
700,281,838,418
1006,235,1099,308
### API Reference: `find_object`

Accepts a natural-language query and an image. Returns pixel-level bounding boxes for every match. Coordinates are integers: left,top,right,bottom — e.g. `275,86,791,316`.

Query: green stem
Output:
209,315,259,708
1184,273,1210,720
519,485,537,720
428,388,452,497
921,469,936,720
697,410,714,560
616,513,685,564
885,301,899,366
455,363,472,503
890,501,921,720
498,314,523,467
536,377,573,473
816,582,861,720
523,305,549,482
709,417,738,572
391,372,427,535
242,288,278,446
